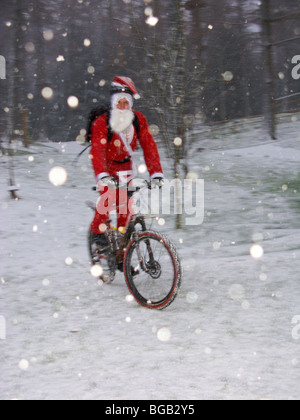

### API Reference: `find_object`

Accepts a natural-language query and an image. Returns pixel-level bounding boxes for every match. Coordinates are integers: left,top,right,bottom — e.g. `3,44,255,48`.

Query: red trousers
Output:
90,187,135,234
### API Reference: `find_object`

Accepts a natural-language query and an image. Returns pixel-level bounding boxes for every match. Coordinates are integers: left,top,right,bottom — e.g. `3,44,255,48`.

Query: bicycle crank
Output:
146,260,162,279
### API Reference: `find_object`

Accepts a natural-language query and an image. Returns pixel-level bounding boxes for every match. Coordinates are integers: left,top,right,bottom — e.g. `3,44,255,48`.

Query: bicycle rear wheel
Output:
124,231,182,310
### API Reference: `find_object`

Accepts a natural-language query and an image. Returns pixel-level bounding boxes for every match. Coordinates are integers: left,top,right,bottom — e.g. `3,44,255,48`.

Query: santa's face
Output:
117,98,131,110
111,92,133,111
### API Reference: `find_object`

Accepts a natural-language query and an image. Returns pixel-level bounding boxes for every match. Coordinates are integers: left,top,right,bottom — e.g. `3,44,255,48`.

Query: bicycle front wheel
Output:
124,231,182,310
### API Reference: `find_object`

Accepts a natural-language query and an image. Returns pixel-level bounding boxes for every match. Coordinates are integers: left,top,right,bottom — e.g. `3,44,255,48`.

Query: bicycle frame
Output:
88,180,182,309
99,181,156,270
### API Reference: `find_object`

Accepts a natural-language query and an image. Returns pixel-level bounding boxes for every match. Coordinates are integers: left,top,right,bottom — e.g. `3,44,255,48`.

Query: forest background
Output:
1,0,300,144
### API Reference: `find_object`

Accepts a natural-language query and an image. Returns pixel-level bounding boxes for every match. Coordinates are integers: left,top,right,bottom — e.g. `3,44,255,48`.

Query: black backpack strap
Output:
133,112,140,138
106,110,113,142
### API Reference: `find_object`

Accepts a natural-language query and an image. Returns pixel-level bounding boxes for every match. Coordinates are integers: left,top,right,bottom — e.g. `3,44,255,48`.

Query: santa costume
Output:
90,76,164,236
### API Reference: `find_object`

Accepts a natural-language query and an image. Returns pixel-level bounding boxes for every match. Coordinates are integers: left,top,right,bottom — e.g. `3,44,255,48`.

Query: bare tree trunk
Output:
6,0,20,200
129,0,188,229
21,109,30,148
8,146,20,200
173,0,187,230
261,0,277,140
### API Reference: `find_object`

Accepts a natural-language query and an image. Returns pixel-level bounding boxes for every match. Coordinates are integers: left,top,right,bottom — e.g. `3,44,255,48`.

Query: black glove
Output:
100,176,118,189
150,177,164,189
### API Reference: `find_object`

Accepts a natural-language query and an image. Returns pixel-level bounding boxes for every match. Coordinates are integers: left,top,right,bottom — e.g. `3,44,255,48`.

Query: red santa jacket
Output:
90,110,164,182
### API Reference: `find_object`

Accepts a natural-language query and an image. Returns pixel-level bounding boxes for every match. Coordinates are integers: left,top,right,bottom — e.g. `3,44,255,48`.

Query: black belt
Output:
113,156,132,164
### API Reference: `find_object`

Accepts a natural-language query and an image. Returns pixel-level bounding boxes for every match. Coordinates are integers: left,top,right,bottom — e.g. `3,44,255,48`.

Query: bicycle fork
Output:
133,233,155,274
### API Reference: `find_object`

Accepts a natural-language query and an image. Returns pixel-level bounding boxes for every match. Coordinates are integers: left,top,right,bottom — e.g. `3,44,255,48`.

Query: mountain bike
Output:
87,181,182,310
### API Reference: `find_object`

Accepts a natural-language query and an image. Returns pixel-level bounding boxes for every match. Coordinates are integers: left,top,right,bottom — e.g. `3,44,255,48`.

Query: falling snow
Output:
1,114,300,400
41,87,54,100
48,166,68,187
67,96,80,109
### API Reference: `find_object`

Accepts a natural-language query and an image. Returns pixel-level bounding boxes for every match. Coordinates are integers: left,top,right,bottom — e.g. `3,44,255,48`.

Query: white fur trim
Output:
150,173,164,180
111,92,133,110
118,125,134,159
111,82,124,88
96,172,110,182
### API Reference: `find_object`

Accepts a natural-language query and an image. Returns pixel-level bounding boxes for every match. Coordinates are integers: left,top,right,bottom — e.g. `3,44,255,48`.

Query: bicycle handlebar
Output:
128,180,152,193
92,180,152,193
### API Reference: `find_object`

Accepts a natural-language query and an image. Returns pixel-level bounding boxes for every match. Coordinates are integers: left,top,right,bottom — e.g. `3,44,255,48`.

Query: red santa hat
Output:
111,76,141,100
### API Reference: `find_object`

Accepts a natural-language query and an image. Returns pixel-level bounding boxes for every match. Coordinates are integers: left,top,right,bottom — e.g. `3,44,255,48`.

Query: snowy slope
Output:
1,114,300,400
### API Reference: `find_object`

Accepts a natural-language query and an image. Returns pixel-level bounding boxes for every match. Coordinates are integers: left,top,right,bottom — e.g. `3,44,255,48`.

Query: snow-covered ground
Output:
1,114,300,400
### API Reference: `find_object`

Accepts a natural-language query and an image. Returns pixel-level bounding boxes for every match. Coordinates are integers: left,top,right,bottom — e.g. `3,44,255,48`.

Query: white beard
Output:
110,109,134,133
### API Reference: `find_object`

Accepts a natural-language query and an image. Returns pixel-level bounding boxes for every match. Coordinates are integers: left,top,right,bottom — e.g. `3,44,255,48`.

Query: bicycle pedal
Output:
92,256,100,264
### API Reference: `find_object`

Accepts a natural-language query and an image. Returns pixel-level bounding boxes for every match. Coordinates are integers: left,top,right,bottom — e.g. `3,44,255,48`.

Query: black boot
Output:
117,262,124,272
91,233,109,250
